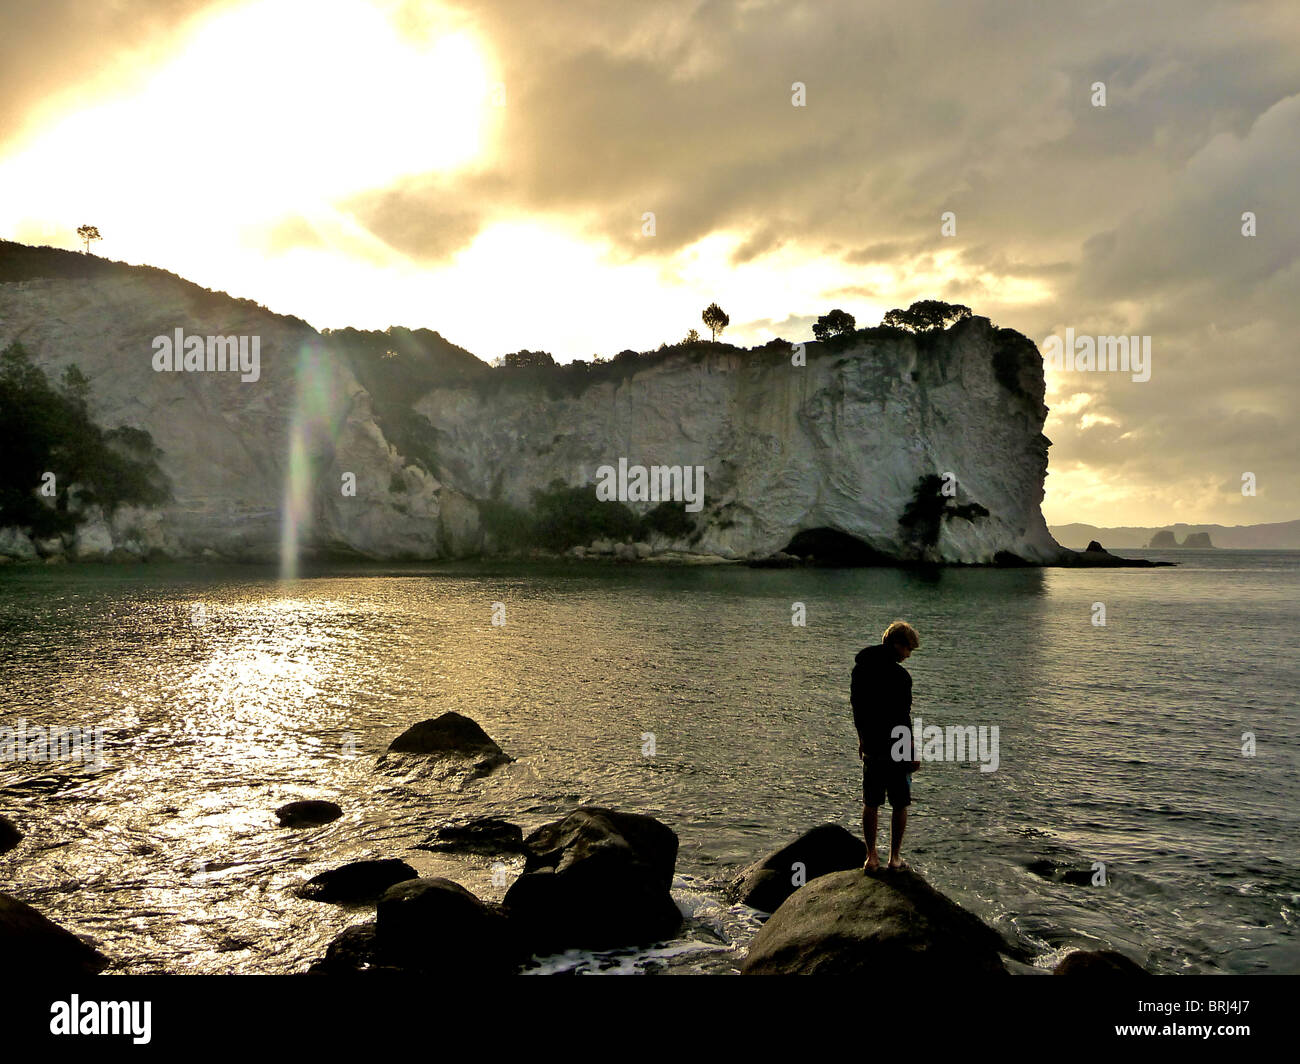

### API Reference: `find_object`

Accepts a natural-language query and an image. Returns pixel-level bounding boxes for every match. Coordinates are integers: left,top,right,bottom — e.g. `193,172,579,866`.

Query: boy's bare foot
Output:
864,853,880,873
886,857,909,871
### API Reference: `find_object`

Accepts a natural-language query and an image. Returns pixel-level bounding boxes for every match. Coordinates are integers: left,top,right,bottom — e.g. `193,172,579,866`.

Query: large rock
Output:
0,893,110,976
0,815,21,854
741,868,1017,976
1055,949,1149,975
275,799,343,827
307,922,390,975
296,859,419,903
383,712,512,774
504,806,682,953
726,823,866,912
375,878,520,974
417,817,525,855
0,528,37,562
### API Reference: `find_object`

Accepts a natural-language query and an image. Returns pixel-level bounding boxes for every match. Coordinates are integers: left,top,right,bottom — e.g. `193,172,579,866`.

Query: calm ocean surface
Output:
1,549,1296,974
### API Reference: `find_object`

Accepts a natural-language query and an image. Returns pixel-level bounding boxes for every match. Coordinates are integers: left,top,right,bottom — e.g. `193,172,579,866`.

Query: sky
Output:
0,0,1296,527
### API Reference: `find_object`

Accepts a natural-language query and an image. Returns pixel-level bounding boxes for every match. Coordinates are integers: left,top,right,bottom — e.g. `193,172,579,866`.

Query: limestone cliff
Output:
0,242,1064,565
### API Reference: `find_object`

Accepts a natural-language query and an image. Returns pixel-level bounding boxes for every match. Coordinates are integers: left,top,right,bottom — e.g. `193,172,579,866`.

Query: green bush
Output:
0,342,170,536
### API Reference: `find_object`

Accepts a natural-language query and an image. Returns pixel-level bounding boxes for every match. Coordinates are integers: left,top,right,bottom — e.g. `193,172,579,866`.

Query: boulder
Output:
296,859,419,903
375,878,521,974
275,799,343,827
34,535,65,559
0,815,21,854
307,922,398,975
741,868,1016,976
503,806,682,953
72,515,115,561
1084,540,1108,553
0,528,37,562
417,817,525,855
0,893,110,976
726,824,866,912
383,712,512,774
1055,949,1149,975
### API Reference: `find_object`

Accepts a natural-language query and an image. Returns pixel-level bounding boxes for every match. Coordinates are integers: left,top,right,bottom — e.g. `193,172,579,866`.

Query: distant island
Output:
1051,520,1300,551
1147,530,1215,549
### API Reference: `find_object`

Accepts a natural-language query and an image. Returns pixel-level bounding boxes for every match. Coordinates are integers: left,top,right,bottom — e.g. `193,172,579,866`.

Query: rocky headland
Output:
0,240,1155,569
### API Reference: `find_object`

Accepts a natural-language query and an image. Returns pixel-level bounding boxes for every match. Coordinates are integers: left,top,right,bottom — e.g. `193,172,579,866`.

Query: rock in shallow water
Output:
741,868,1018,976
0,815,21,854
416,816,525,855
380,712,513,776
376,878,521,974
310,877,524,975
0,893,110,976
1054,949,1149,975
504,806,682,953
296,859,419,903
726,823,866,912
275,800,343,827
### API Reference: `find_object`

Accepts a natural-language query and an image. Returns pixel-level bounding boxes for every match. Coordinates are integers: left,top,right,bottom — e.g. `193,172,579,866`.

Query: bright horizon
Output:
1,0,1296,529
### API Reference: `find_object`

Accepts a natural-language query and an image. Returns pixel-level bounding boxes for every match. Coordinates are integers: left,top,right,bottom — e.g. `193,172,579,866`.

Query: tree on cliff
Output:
502,350,557,368
812,308,856,342
702,303,729,341
882,300,971,333
76,225,101,254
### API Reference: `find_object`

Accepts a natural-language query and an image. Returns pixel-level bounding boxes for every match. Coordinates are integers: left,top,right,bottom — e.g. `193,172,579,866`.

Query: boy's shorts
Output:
863,757,912,808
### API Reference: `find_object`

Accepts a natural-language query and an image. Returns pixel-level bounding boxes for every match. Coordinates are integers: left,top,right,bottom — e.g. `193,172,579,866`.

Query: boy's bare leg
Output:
862,805,880,871
887,807,909,869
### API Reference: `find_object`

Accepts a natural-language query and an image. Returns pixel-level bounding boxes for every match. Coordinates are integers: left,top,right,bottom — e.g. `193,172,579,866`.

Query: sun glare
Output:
0,0,495,287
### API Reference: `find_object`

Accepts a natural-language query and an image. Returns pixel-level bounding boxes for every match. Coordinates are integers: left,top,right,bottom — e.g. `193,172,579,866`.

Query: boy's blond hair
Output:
882,620,920,650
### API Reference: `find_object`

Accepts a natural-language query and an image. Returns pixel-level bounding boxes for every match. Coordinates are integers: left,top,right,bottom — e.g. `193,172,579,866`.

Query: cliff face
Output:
0,246,1062,565
414,324,1059,563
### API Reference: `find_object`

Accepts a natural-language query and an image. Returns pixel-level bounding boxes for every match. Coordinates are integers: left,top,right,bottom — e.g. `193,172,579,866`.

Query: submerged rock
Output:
1055,949,1149,975
381,712,512,776
0,815,21,854
1025,859,1101,887
296,859,419,904
504,806,682,953
0,893,110,976
726,823,866,912
417,817,525,855
741,868,1019,976
275,800,343,827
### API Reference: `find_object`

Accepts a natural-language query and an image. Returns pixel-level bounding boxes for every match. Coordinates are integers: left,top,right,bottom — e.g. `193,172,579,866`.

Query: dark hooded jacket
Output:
851,642,914,762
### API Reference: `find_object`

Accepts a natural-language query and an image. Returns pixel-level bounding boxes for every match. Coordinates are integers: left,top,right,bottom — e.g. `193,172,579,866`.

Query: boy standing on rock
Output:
852,620,921,872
